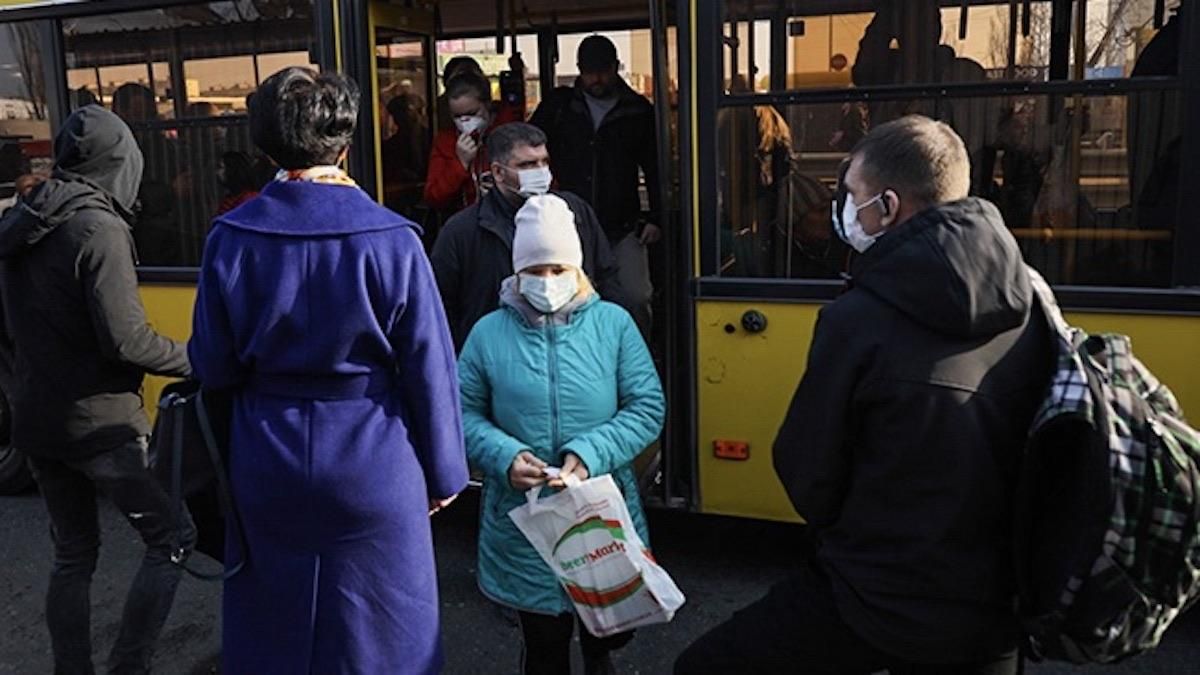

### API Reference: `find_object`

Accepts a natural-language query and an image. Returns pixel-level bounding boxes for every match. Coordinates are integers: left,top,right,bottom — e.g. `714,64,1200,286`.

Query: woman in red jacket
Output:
424,71,521,214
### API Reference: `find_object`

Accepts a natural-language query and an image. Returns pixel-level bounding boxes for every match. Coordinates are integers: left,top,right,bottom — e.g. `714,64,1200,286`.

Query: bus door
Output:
364,2,437,228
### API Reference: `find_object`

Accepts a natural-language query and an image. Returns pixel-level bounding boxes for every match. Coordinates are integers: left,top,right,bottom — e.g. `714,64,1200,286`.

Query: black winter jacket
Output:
773,198,1053,663
0,105,190,459
430,189,626,352
529,79,661,242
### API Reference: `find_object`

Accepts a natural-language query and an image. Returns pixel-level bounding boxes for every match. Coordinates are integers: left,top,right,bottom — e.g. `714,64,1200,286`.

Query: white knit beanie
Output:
512,194,584,272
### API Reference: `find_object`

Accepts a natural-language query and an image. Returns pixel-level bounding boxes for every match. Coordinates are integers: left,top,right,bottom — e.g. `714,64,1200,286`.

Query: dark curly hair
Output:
249,67,360,170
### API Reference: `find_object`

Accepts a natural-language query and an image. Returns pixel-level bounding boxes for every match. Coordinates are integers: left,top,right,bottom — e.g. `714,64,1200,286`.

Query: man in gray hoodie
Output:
0,105,194,674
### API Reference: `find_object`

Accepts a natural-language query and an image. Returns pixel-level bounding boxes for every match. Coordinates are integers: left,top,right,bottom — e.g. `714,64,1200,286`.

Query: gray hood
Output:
851,197,1031,339
0,106,143,259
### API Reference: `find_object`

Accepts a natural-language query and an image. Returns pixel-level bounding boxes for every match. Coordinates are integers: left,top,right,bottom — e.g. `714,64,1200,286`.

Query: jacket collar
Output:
569,78,649,128
215,179,420,237
476,188,519,248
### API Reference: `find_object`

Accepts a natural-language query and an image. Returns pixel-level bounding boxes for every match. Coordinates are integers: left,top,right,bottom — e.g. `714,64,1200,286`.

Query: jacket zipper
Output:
547,322,560,453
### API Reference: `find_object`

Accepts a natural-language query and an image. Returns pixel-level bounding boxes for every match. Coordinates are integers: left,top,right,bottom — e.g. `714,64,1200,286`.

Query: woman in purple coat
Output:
188,67,469,674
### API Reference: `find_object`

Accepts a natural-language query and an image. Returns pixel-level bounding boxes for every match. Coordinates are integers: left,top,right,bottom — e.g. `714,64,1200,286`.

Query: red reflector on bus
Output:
713,440,750,460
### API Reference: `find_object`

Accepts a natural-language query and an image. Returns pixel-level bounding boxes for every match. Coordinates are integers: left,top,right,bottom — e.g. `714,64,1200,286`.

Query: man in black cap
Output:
530,34,661,337
0,104,194,674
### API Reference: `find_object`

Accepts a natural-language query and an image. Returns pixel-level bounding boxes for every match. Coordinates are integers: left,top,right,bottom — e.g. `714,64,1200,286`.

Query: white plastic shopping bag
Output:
508,474,686,637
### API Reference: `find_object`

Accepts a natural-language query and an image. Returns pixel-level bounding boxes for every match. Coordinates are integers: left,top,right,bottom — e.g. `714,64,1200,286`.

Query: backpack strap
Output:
1026,265,1071,338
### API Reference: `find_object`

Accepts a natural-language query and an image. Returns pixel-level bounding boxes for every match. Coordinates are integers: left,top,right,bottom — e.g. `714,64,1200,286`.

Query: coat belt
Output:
247,372,394,400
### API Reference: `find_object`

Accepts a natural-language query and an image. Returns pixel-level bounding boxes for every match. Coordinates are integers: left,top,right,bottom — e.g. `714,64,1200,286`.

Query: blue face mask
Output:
519,272,579,314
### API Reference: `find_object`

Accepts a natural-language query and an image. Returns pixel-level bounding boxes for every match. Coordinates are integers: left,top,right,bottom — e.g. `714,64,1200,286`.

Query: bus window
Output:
68,63,173,116
184,56,256,115
728,0,1182,95
60,0,318,268
715,91,1179,287
0,22,54,213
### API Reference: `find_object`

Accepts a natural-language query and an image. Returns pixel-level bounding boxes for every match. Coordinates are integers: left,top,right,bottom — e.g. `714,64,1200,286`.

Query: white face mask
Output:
454,114,487,135
519,272,579,314
515,166,553,197
835,192,886,253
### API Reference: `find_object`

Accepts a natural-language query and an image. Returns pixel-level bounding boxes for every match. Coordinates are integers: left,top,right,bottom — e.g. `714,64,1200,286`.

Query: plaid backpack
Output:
1014,269,1200,663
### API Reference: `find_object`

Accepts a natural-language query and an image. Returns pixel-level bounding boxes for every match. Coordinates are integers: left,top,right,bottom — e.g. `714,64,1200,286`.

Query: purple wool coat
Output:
188,178,469,674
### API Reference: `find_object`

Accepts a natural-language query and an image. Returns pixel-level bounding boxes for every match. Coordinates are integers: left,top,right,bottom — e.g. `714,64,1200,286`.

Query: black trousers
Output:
517,611,634,675
674,564,1018,675
28,438,196,675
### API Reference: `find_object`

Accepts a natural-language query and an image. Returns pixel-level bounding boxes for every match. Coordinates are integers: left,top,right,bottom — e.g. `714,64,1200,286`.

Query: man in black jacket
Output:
675,116,1052,674
431,122,625,352
529,35,660,336
0,105,194,675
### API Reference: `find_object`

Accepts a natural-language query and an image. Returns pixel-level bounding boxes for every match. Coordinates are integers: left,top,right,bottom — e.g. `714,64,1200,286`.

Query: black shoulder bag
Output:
149,380,246,581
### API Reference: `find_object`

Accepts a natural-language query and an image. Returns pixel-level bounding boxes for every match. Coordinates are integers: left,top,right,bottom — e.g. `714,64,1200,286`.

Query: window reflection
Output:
718,92,1179,286
725,0,1181,93
0,22,54,215
61,0,316,267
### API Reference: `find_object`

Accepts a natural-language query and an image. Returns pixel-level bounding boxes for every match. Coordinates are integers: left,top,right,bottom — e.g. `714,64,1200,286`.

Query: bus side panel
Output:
140,283,197,423
695,300,814,523
695,303,1200,523
1065,312,1200,417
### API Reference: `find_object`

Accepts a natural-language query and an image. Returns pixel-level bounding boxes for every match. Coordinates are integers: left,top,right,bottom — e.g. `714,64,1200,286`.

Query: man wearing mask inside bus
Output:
431,122,628,352
676,116,1053,674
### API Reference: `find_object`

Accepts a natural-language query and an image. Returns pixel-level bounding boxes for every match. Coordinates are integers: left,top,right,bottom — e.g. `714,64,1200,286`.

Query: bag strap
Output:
197,389,248,579
167,390,246,581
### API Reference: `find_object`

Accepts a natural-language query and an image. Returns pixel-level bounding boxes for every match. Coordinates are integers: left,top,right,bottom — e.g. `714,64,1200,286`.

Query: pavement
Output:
3,488,1199,674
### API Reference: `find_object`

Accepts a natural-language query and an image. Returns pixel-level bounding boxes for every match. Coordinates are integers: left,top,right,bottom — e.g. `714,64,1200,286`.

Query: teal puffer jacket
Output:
458,289,665,615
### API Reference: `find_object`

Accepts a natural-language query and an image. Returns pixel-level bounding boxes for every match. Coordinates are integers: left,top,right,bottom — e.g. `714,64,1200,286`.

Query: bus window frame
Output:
694,0,1200,307
0,0,339,280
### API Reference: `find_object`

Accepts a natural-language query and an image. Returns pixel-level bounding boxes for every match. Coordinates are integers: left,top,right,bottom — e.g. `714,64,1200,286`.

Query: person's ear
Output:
879,190,899,227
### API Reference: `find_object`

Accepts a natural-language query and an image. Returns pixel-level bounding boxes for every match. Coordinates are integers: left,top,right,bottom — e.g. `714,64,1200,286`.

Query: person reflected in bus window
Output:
830,101,868,152
978,102,1046,232
1128,3,1183,286
214,151,260,216
430,122,625,352
179,101,226,244
112,83,182,265
676,116,1053,675
852,1,942,121
69,86,98,111
457,194,665,675
0,173,41,218
424,72,520,217
529,35,661,338
773,173,850,279
189,67,468,674
716,100,794,277
0,142,29,192
15,173,46,199
383,93,429,223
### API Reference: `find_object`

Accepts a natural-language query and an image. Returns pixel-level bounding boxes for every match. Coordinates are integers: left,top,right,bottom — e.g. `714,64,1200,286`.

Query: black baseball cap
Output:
577,35,618,71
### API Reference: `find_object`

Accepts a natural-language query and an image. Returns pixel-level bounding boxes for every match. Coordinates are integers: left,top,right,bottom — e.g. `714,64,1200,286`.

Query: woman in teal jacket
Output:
458,194,665,675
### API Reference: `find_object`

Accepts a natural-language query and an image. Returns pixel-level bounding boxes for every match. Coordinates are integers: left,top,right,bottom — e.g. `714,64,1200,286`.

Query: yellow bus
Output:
1,0,1197,527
